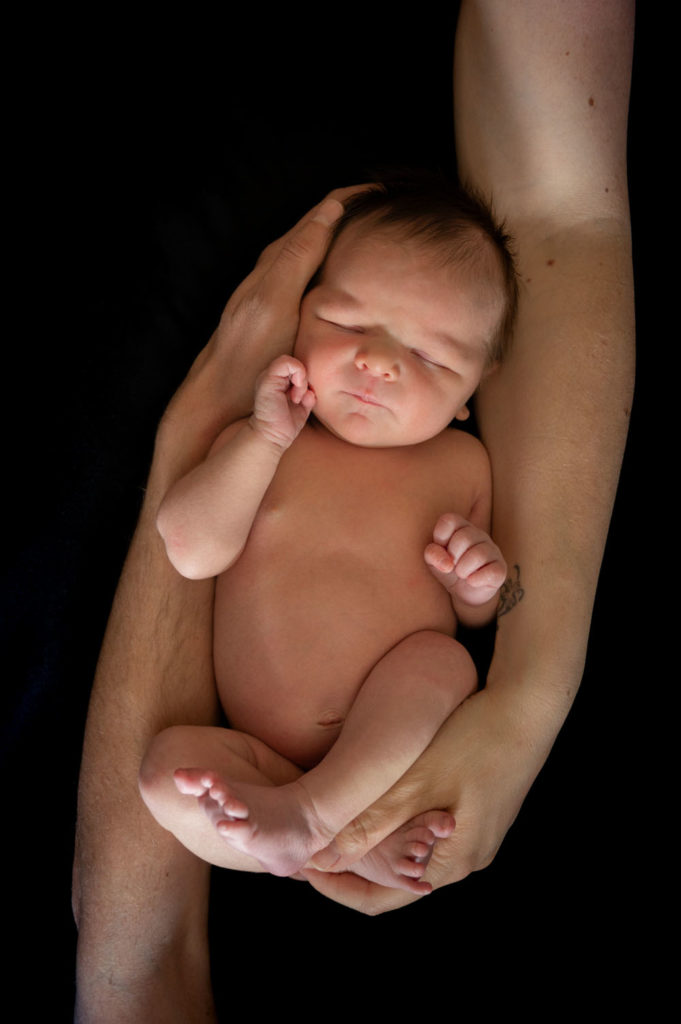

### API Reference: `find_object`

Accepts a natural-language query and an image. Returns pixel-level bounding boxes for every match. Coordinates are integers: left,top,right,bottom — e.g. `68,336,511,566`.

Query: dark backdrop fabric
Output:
5,9,655,1017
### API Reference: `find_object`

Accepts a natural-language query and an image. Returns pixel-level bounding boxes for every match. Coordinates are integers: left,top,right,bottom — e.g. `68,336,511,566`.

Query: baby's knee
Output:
402,630,477,707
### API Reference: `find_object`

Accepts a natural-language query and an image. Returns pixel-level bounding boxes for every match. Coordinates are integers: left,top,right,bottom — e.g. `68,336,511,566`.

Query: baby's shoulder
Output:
429,427,491,473
424,428,492,520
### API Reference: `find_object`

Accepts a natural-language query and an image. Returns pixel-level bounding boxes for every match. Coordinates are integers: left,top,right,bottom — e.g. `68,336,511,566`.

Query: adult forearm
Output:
74,500,219,1022
74,335,270,1016
73,194,346,1014
457,0,635,718
479,219,634,722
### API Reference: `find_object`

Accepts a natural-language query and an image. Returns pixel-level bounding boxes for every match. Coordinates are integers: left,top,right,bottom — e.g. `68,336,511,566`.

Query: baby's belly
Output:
213,541,455,769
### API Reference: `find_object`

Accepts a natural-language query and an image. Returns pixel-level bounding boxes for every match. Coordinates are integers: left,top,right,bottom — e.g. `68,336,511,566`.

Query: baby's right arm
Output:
157,356,315,579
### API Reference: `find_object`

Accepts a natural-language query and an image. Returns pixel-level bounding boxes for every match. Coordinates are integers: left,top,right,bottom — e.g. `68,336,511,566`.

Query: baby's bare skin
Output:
143,419,495,891
214,420,487,767
143,227,507,892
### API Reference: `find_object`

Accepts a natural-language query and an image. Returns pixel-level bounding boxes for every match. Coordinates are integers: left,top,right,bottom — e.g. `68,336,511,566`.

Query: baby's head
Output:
295,176,518,448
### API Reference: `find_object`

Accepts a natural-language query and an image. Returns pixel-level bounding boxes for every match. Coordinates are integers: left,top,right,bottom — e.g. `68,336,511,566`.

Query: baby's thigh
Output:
141,724,304,798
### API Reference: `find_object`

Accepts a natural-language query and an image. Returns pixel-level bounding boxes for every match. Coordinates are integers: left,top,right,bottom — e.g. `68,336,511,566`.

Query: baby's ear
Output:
454,404,470,422
481,359,501,380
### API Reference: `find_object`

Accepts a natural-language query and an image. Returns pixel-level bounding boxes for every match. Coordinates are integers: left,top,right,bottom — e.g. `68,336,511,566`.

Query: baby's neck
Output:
306,414,450,452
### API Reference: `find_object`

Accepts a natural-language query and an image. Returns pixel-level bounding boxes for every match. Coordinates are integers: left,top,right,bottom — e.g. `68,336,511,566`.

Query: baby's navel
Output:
317,709,346,728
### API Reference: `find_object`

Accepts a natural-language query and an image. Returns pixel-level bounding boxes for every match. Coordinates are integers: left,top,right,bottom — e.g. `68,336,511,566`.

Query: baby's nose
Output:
354,340,400,380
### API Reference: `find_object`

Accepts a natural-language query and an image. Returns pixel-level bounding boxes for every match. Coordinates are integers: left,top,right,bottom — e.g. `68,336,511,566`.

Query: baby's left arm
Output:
425,512,507,628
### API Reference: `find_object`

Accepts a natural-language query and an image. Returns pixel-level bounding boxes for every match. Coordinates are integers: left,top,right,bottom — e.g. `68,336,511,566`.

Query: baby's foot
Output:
312,810,455,895
351,810,454,894
174,768,335,877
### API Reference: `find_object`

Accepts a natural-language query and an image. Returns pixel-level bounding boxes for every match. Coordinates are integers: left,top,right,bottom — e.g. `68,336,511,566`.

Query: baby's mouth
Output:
344,390,385,407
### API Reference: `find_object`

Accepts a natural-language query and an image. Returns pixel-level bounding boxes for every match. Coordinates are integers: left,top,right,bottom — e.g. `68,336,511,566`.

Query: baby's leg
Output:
310,632,474,893
339,810,457,895
181,630,475,884
138,725,303,871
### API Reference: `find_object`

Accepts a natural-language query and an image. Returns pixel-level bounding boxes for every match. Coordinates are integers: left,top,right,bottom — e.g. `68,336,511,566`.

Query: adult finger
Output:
255,186,372,305
310,769,431,874
255,185,370,274
300,868,419,916
217,186,367,354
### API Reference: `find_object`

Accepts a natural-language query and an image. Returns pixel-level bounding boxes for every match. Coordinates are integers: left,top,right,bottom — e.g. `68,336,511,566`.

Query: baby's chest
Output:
250,429,476,572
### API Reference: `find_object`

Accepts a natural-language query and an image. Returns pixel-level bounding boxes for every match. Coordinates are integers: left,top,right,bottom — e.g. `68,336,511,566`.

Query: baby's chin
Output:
308,410,388,448
309,411,430,450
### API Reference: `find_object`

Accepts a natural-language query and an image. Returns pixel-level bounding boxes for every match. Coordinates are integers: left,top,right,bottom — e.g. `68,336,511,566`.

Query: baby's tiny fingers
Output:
267,354,308,382
424,543,455,574
457,554,506,590
444,526,488,566
300,388,317,413
454,544,500,581
432,512,467,547
285,362,312,404
460,567,506,595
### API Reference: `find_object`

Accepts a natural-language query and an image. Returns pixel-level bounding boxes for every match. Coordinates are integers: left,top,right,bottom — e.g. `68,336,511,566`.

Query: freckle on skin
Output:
589,96,595,106
605,187,609,193
546,259,555,267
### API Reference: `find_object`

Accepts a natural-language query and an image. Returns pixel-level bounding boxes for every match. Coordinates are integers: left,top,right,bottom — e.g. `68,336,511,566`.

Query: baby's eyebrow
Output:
315,287,363,311
431,331,481,361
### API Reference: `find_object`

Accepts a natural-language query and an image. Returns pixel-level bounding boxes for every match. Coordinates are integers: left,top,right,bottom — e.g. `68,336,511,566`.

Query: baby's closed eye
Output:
317,317,365,334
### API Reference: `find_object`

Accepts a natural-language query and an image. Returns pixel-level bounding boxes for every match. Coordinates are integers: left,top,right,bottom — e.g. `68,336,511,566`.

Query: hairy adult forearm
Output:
74,503,219,1021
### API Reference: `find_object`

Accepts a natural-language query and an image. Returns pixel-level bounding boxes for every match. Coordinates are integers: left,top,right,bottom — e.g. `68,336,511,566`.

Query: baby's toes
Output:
405,838,435,861
207,783,249,819
396,857,428,879
417,810,455,838
206,779,229,805
173,767,216,795
398,875,433,896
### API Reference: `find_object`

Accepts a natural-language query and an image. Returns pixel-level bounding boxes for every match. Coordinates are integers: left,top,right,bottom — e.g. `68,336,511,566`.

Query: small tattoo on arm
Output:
498,565,525,618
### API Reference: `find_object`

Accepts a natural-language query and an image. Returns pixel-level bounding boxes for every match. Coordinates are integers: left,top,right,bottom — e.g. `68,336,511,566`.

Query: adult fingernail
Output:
312,198,343,226
309,845,342,870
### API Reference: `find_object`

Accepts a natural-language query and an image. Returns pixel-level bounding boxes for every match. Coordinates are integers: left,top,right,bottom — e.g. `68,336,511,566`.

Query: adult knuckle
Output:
337,814,373,858
278,227,316,266
257,237,280,264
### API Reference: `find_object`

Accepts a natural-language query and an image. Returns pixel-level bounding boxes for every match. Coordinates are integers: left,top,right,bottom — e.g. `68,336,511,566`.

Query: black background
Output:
4,7,657,1018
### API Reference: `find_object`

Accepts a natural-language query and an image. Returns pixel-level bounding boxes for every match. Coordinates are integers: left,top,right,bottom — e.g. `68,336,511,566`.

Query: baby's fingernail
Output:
312,198,344,226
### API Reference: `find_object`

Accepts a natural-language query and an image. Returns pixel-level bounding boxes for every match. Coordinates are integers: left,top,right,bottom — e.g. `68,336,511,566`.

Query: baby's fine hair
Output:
328,173,519,365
